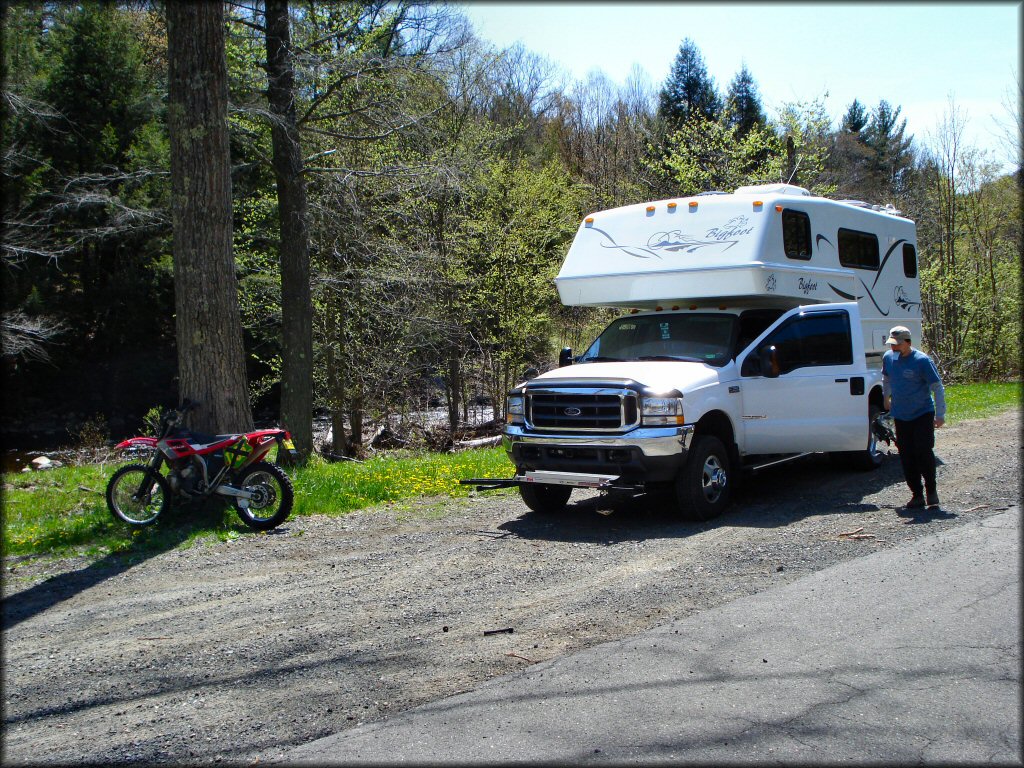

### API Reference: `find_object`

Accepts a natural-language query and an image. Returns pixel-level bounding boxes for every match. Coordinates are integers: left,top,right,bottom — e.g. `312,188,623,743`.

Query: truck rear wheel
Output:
519,483,572,514
674,435,731,521
830,404,884,471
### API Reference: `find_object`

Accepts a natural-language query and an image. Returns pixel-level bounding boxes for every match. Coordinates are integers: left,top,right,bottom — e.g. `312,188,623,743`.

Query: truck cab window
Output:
733,309,784,358
743,311,853,376
782,209,812,260
581,313,738,367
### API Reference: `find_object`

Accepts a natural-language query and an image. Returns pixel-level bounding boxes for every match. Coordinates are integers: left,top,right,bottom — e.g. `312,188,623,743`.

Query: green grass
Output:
943,381,1021,423
2,445,514,560
2,381,1018,560
291,445,513,517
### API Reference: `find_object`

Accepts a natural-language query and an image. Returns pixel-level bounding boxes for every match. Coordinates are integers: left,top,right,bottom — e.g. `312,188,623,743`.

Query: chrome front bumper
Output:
503,424,695,457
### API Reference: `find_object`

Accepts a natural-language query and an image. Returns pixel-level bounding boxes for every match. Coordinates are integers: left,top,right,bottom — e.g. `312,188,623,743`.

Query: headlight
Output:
641,396,685,425
506,394,525,425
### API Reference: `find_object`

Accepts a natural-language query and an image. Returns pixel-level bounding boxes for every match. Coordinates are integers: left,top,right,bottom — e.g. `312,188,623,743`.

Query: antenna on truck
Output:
785,156,802,186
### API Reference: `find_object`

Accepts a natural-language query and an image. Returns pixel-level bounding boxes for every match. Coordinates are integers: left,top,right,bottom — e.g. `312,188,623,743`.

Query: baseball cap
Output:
885,326,911,344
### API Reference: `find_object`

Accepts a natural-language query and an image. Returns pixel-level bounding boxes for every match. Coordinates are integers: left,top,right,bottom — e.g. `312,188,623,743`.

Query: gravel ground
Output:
2,411,1019,765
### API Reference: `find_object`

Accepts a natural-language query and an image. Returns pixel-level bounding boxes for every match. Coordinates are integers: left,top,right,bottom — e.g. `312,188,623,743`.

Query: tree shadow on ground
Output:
2,501,241,631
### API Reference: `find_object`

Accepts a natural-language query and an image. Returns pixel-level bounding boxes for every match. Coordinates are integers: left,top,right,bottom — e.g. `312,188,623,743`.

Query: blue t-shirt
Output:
882,348,945,421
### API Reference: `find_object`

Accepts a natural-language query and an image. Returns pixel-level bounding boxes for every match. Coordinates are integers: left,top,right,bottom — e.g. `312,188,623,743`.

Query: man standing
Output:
882,325,946,510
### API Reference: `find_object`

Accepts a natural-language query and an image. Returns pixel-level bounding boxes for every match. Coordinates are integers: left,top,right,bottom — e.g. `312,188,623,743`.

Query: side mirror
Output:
558,347,573,368
524,367,539,380
759,345,780,378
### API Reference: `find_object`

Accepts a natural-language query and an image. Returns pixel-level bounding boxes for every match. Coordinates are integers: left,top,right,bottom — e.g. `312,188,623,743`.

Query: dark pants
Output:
894,411,937,495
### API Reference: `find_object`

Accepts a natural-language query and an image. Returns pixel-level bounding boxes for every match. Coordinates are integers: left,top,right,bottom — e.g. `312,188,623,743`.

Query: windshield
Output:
580,313,738,368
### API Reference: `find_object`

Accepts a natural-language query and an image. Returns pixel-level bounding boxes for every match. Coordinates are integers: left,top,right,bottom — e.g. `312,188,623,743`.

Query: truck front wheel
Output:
674,435,731,521
519,483,572,514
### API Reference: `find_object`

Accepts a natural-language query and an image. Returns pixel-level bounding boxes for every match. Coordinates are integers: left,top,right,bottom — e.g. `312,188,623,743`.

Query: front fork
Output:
132,452,164,499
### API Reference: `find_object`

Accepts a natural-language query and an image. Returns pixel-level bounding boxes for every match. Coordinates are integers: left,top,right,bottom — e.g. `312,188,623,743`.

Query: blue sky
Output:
456,2,1020,171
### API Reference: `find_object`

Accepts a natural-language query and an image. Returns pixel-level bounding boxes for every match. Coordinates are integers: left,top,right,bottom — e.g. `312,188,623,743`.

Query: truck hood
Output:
529,361,723,393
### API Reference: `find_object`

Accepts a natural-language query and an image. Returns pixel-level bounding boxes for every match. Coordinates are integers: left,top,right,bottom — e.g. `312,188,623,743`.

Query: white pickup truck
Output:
467,184,922,520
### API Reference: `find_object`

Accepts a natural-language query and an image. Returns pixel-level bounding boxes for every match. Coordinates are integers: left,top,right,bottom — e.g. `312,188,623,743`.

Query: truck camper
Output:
463,185,922,521
555,184,921,357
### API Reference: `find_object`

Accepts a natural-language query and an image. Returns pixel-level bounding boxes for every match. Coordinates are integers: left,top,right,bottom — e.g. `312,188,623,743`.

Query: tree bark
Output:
166,2,252,433
265,0,314,458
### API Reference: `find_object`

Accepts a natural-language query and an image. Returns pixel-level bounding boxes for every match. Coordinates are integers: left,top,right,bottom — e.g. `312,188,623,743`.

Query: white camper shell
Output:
555,184,922,356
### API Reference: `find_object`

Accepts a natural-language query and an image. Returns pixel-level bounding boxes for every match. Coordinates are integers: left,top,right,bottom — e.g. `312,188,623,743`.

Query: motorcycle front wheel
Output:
232,461,294,531
106,464,169,526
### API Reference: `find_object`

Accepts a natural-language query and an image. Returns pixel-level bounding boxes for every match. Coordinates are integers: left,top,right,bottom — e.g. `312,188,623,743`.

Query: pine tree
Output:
657,38,721,129
841,99,869,134
865,100,915,197
724,63,766,137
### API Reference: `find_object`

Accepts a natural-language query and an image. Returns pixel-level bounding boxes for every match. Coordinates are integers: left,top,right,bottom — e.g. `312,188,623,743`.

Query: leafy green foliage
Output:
657,115,783,193
3,8,1020,459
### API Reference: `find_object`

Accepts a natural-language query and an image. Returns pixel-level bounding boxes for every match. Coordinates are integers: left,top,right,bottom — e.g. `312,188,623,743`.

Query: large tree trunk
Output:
166,2,252,433
265,0,314,458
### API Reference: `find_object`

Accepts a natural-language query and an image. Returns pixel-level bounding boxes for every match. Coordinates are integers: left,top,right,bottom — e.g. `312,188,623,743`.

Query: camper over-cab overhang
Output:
555,185,922,354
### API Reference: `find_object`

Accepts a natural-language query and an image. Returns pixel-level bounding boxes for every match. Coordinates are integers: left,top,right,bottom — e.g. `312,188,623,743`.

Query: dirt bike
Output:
106,400,299,531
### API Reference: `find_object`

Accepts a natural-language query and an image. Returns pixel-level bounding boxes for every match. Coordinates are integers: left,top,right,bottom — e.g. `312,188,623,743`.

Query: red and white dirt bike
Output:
106,400,299,530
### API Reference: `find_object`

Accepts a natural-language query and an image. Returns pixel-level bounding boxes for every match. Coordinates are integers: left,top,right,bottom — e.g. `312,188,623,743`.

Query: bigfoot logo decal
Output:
586,216,755,260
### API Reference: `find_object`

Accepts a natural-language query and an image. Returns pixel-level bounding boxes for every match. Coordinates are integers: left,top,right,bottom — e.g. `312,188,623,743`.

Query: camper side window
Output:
838,228,880,270
903,243,918,277
782,209,812,260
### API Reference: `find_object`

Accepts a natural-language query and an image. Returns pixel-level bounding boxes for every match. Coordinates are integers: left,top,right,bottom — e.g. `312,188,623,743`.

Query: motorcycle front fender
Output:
115,437,159,450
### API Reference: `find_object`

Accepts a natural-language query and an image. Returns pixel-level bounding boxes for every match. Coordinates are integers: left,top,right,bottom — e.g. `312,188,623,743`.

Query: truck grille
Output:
527,388,639,432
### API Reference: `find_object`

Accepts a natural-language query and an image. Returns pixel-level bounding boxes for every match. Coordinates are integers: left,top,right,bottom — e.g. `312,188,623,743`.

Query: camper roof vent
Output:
838,199,903,215
733,184,810,196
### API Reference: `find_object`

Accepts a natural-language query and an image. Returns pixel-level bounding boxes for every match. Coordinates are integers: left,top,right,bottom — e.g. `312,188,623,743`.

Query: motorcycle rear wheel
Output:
106,464,169,526
232,461,294,531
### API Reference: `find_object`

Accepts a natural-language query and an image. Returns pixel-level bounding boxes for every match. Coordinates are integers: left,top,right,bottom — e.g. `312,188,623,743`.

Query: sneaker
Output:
926,490,940,509
905,494,926,510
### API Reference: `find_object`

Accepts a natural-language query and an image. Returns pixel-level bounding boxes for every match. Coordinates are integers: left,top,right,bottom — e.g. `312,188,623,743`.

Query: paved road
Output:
282,505,1021,765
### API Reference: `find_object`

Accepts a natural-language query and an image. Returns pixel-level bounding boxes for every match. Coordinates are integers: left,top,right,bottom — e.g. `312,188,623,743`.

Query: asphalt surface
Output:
281,505,1021,765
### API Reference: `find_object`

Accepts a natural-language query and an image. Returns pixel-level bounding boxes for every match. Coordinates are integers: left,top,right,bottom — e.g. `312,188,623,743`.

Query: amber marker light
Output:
775,205,783,212
585,216,594,223
646,205,656,214
667,202,678,210
688,201,698,208
753,200,763,208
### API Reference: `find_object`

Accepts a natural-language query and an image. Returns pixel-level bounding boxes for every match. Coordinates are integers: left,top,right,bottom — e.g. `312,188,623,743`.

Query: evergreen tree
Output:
657,38,721,130
865,100,915,197
841,98,869,134
724,63,766,136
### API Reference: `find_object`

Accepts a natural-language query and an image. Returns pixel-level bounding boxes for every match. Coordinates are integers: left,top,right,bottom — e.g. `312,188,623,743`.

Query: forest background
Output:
2,1,1020,459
